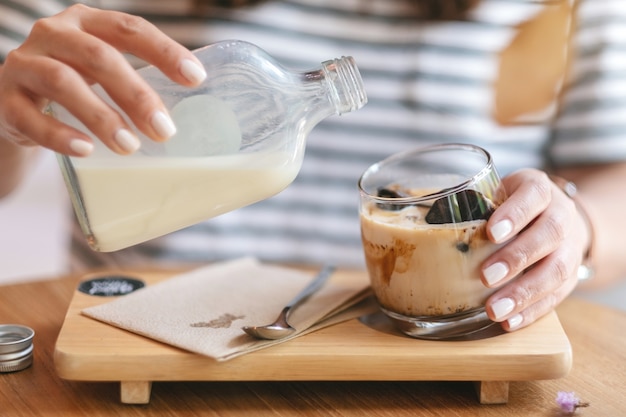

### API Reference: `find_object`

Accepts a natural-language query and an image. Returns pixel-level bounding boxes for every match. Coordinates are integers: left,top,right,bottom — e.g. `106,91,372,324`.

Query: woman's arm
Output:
0,63,38,198
555,162,626,289
0,134,38,199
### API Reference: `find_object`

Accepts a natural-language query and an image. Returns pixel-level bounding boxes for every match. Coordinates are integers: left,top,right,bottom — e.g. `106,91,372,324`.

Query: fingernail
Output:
151,110,177,139
180,59,207,84
69,139,94,157
491,297,515,321
483,262,509,286
114,129,141,153
507,314,523,330
490,219,513,243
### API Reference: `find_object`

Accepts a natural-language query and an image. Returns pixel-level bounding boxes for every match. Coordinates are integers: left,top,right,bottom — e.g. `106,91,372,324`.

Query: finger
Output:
487,169,552,244
4,92,94,156
57,35,175,143
7,51,137,155
481,191,575,287
76,6,206,86
35,5,205,87
485,248,579,331
28,19,173,142
500,270,578,332
27,5,205,143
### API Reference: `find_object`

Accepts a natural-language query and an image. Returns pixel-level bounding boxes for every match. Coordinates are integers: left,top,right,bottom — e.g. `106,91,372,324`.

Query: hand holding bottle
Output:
55,38,366,251
0,4,206,157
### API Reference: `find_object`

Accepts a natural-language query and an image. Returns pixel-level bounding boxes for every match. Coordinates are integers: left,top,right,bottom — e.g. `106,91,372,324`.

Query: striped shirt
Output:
2,0,626,269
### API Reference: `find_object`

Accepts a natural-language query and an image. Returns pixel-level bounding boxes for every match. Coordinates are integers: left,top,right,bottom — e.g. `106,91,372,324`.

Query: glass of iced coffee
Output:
358,143,507,339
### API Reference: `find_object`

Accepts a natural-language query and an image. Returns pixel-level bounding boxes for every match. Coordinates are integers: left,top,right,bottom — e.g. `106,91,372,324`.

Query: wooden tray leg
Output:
474,381,509,404
120,381,153,404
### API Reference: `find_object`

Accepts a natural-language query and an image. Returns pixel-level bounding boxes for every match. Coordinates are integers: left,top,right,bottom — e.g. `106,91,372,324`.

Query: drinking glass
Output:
358,143,507,339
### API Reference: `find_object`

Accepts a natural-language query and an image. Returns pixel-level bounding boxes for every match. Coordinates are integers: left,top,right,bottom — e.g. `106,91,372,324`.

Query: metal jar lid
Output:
0,324,35,373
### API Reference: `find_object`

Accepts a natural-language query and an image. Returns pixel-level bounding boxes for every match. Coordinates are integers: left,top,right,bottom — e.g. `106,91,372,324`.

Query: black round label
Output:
78,275,145,297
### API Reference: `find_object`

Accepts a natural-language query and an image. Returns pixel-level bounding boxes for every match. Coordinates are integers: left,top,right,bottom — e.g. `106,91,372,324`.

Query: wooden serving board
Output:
54,269,572,405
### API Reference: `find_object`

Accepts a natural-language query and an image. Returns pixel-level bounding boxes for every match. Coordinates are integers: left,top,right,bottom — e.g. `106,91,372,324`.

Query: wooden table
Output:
1,272,625,416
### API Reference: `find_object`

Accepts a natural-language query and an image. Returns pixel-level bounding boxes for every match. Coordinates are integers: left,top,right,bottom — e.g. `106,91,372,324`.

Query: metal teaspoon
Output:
242,265,336,340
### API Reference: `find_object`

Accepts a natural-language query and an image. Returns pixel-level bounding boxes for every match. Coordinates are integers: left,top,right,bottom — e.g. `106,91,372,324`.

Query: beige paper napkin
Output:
82,257,375,361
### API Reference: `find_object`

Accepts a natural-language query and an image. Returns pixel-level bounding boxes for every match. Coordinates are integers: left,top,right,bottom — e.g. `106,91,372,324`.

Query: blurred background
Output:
0,150,70,284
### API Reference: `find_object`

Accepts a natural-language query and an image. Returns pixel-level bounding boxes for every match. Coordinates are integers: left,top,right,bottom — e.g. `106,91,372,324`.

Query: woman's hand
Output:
0,4,206,157
482,168,590,331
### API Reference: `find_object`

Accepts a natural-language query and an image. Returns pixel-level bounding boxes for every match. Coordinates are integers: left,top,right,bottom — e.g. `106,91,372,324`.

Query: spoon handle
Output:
285,265,336,310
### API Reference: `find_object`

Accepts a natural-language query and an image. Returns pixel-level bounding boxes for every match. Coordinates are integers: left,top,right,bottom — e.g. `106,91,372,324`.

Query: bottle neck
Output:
319,57,368,115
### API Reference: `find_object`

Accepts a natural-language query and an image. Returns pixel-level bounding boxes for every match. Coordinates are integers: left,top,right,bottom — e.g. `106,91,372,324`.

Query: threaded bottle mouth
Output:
322,56,368,114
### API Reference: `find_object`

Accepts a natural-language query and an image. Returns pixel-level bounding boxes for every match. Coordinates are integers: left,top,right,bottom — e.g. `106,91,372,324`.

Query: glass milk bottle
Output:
51,40,367,252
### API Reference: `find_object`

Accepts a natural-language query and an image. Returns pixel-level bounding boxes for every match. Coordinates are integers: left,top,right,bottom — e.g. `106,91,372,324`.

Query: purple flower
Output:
556,391,590,414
